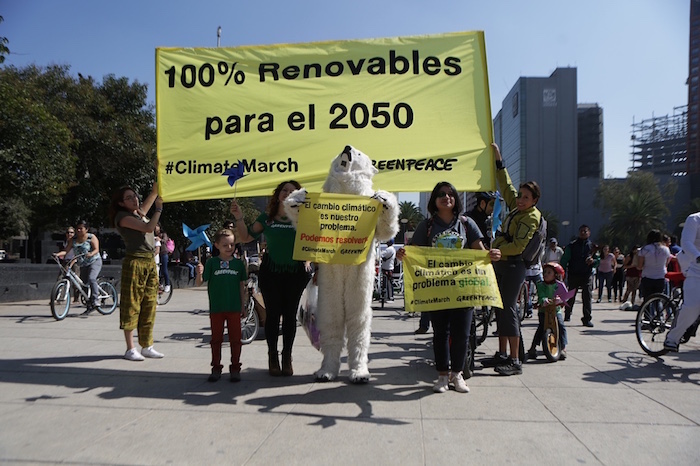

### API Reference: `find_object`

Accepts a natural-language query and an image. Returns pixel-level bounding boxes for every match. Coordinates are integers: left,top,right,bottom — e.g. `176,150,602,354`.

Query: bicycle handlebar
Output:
52,253,87,269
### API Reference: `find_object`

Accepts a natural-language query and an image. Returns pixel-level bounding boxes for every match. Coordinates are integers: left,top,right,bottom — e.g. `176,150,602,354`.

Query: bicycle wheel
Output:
541,306,561,361
474,306,491,345
636,293,674,357
241,297,259,345
516,282,528,322
542,327,561,362
464,317,477,379
95,281,118,315
157,281,173,305
50,279,72,321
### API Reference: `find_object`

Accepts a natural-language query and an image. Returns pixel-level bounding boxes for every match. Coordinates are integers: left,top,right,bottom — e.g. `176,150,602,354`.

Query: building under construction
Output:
630,106,688,177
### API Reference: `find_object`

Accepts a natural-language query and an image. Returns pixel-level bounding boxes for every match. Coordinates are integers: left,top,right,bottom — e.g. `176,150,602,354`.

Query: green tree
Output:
45,70,157,229
0,16,9,64
0,66,76,238
595,172,675,251
398,201,424,230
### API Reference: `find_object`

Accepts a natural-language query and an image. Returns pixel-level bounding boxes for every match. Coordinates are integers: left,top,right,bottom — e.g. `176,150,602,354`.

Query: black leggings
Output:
430,308,473,373
259,266,310,355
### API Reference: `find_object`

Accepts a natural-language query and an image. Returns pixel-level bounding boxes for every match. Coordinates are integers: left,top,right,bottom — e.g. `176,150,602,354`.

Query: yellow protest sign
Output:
402,246,503,312
156,31,494,201
292,193,381,264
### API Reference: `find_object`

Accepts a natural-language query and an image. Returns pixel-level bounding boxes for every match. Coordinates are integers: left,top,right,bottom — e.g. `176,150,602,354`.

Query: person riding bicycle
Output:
664,211,700,352
53,219,102,312
523,260,543,318
468,191,497,248
58,226,80,303
380,239,397,302
527,262,569,360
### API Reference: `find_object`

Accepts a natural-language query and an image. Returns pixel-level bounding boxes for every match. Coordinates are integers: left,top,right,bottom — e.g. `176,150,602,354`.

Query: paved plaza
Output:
0,288,698,465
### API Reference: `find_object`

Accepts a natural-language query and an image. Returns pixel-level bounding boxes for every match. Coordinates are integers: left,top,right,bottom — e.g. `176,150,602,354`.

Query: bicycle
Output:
50,254,118,321
241,271,261,344
539,303,562,362
635,284,700,357
473,306,494,345
516,278,537,321
157,272,173,305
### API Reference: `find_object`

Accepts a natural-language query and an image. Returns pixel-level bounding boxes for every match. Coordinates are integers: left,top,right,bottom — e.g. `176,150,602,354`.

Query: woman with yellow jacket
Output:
482,143,542,376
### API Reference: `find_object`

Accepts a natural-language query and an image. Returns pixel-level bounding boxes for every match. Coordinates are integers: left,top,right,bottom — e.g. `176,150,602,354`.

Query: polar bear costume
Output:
284,145,399,383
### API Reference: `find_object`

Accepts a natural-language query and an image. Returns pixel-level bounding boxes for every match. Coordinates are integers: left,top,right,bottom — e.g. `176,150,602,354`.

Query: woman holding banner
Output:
397,181,501,394
109,183,165,361
230,181,312,377
483,143,542,376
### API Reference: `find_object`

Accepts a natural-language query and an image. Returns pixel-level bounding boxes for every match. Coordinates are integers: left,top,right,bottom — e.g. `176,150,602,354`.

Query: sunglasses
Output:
436,191,454,199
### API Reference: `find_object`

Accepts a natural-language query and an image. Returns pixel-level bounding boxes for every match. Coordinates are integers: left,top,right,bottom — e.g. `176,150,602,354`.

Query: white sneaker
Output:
164,285,171,293
124,348,145,361
450,371,470,393
432,375,449,393
141,346,164,358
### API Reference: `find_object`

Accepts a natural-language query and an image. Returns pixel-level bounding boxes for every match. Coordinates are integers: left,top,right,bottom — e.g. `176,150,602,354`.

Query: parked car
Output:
0,250,6,261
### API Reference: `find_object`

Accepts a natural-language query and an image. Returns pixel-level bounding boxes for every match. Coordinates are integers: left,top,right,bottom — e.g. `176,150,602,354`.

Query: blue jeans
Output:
597,271,613,300
159,253,170,286
80,256,102,306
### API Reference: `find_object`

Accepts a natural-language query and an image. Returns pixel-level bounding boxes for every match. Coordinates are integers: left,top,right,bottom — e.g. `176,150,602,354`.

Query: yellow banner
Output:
403,246,503,312
156,31,494,201
292,193,381,264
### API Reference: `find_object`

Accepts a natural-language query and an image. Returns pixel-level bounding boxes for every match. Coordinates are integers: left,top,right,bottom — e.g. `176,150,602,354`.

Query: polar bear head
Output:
322,145,377,196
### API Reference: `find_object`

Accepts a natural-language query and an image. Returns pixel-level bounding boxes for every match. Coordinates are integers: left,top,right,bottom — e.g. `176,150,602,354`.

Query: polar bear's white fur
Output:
284,145,399,383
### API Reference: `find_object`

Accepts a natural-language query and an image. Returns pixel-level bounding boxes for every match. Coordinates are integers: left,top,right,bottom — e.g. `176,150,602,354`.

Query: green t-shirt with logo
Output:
251,213,299,271
202,256,247,313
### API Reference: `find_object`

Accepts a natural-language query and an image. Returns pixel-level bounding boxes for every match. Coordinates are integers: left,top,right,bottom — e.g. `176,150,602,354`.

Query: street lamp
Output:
400,218,409,244
561,220,570,242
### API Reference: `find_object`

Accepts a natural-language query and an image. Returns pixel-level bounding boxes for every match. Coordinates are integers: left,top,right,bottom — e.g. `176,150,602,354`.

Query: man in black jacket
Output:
560,225,596,327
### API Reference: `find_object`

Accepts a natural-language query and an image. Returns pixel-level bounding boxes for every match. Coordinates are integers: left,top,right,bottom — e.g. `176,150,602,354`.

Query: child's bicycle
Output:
50,254,118,321
539,303,563,362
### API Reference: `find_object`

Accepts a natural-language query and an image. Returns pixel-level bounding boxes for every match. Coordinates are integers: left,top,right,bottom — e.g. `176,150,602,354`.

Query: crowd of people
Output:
51,143,698,394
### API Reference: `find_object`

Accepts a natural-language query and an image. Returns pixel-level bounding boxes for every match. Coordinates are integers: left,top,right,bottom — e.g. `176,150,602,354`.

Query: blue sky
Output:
1,0,690,185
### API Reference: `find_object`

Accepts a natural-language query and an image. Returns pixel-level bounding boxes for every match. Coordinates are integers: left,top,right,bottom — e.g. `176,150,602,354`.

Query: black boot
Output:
268,351,282,376
281,351,293,376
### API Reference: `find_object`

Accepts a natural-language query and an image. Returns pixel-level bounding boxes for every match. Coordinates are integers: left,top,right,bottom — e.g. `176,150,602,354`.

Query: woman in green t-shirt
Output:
231,180,312,377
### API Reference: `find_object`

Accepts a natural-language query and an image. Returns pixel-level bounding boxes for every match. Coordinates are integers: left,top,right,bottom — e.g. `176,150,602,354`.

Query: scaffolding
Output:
630,105,688,177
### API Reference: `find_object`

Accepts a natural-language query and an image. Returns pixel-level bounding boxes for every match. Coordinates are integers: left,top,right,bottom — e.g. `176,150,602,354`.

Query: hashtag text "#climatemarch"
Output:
163,157,459,176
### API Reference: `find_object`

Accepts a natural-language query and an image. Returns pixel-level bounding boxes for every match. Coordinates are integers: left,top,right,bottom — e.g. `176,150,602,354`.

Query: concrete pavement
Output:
0,288,698,465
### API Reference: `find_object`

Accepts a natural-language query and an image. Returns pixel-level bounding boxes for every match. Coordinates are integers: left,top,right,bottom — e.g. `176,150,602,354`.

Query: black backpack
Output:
521,215,547,267
501,210,547,267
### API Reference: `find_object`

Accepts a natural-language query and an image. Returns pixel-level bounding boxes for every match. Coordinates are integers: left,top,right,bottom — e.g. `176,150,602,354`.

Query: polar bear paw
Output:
349,369,370,384
314,369,338,382
283,188,308,226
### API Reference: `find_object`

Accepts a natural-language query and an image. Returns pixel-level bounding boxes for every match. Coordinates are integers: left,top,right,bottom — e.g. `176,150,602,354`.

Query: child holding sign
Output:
196,229,248,382
397,182,501,394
